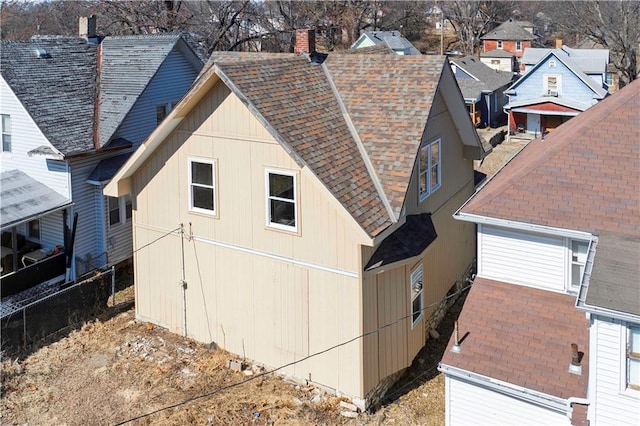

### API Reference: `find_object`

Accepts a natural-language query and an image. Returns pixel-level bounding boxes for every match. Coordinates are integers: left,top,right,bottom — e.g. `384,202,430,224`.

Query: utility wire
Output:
131,226,182,255
115,281,473,425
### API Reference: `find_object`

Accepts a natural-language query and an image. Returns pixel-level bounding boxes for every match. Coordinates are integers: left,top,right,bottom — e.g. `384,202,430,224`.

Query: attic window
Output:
549,60,557,68
419,139,441,201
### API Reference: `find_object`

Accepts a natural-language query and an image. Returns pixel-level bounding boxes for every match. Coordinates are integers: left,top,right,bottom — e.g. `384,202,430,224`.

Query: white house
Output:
0,17,204,297
439,77,640,424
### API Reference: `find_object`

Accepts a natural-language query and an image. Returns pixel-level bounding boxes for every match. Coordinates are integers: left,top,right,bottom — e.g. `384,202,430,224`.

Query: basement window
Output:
410,263,424,327
266,169,297,232
628,325,640,391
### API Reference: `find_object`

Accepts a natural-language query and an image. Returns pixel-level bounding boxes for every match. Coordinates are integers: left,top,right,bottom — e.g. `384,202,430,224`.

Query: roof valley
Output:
320,62,397,224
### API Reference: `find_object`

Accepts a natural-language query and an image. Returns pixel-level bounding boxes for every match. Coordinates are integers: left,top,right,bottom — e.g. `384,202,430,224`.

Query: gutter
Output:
438,364,572,414
454,211,593,241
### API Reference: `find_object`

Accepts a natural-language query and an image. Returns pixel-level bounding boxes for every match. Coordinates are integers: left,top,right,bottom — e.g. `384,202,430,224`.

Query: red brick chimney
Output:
295,29,316,54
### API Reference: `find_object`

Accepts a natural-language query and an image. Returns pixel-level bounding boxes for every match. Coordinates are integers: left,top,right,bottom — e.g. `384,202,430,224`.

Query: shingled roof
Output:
1,37,98,156
1,34,203,156
481,19,536,41
451,56,514,100
440,277,589,400
459,78,639,237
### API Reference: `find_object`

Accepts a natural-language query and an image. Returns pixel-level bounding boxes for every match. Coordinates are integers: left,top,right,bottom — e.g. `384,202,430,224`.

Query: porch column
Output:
11,227,18,271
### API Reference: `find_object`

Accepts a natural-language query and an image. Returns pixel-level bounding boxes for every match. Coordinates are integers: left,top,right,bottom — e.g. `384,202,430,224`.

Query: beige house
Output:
105,31,485,406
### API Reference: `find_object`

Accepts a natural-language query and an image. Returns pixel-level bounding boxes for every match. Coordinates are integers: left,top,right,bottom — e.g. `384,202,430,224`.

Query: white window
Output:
628,326,640,391
497,40,503,49
1,114,11,152
544,74,561,96
27,219,40,241
108,194,133,227
570,240,588,289
549,60,557,68
419,139,441,200
516,40,522,51
266,169,297,232
410,263,424,327
188,158,216,215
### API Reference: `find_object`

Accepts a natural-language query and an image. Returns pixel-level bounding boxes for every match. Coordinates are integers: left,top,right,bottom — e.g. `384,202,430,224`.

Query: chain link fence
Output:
1,265,133,357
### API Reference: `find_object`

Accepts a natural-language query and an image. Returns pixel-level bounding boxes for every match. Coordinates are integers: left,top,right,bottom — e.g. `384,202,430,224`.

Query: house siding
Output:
511,55,598,105
445,375,570,426
589,315,640,425
483,40,531,58
481,57,513,73
0,77,70,199
477,225,567,291
131,81,369,398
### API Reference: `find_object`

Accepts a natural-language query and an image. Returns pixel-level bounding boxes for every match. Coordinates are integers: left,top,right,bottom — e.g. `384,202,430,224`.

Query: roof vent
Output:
34,48,51,59
568,343,582,375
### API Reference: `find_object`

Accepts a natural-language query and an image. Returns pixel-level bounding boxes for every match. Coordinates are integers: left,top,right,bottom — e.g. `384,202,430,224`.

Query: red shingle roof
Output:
460,78,640,237
441,278,589,400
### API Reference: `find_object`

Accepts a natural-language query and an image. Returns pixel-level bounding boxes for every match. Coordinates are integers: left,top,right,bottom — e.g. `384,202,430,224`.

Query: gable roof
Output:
353,31,421,55
1,37,98,156
459,78,640,237
440,277,589,401
1,34,204,156
522,46,609,74
509,49,608,100
451,56,514,99
98,34,204,148
481,19,536,41
106,52,483,238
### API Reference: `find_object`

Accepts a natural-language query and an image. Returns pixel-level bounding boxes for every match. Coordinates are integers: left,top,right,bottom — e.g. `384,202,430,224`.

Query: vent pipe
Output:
451,320,461,353
568,343,582,375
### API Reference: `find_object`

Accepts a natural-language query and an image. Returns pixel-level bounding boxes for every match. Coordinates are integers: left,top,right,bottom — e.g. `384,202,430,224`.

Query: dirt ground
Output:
0,143,523,426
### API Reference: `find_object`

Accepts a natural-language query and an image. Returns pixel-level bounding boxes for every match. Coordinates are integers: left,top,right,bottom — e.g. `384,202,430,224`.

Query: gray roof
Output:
584,232,640,317
355,31,421,55
0,37,98,156
480,49,515,58
98,34,202,147
481,19,536,41
522,46,609,74
1,34,203,156
87,153,131,184
1,170,72,229
451,56,514,99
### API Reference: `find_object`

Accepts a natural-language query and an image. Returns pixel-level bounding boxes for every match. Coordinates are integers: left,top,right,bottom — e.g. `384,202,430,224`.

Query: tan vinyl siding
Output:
131,80,369,397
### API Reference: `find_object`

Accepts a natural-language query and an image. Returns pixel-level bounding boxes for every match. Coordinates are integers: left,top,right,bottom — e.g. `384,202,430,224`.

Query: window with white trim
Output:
516,40,522,51
628,325,640,391
544,74,561,96
108,194,133,226
188,158,216,215
497,40,503,49
1,114,11,152
419,139,441,200
570,240,588,289
410,263,424,327
266,170,297,232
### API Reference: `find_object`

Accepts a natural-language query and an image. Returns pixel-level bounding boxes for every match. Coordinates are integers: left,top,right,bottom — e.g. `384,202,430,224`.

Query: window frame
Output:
108,194,133,227
419,138,442,201
156,101,177,125
516,40,522,51
497,40,503,49
544,74,562,96
188,157,217,216
627,325,640,392
265,168,298,233
1,114,11,153
569,239,589,291
108,196,121,227
410,263,424,328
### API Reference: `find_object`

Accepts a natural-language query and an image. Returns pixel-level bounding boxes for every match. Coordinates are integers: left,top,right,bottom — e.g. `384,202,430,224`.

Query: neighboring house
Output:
0,18,204,296
481,19,536,68
480,48,517,73
504,47,608,138
105,30,485,406
521,44,609,86
450,56,515,127
439,79,640,425
351,30,421,55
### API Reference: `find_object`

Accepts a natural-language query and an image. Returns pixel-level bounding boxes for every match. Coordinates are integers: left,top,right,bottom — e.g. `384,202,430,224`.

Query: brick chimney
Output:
79,16,97,40
555,39,563,49
295,29,316,55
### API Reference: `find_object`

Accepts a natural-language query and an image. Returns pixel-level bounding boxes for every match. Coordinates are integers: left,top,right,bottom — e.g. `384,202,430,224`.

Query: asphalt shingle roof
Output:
359,31,421,55
440,277,589,400
461,78,639,237
1,37,98,155
481,19,536,41
452,56,514,99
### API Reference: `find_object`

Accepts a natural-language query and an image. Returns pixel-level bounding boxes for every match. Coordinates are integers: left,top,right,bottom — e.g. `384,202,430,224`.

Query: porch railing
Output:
0,253,66,298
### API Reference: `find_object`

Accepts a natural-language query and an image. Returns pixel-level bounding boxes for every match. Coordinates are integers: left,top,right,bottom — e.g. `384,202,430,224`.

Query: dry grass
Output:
475,139,529,180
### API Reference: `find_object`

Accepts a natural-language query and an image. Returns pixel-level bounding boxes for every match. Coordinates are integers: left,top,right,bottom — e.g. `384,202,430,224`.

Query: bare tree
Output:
548,1,639,86
441,0,516,55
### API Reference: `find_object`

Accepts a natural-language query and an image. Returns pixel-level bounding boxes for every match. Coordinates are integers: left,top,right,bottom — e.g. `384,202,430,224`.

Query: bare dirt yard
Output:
0,142,524,426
